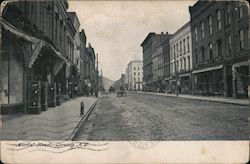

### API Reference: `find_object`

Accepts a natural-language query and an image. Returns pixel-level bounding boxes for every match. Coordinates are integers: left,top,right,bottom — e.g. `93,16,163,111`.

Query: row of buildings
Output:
0,1,99,114
141,0,249,98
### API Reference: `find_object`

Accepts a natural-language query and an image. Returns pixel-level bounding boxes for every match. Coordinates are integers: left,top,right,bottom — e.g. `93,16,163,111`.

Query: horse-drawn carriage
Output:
117,85,126,97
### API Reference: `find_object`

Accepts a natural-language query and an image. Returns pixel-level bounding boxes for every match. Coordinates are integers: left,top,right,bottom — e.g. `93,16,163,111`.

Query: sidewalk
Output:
135,91,249,106
0,96,98,140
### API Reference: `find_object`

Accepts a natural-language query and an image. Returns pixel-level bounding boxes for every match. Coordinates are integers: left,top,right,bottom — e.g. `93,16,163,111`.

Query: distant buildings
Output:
125,60,143,91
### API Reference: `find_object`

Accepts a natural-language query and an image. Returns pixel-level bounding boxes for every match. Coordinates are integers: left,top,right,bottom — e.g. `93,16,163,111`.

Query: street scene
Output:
0,0,249,142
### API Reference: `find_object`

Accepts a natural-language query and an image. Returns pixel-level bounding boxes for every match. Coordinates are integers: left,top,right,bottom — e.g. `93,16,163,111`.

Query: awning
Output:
179,73,191,78
192,64,223,74
1,17,67,75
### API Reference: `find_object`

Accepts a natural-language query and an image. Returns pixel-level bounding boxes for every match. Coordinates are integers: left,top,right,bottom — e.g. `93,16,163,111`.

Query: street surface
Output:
74,92,249,140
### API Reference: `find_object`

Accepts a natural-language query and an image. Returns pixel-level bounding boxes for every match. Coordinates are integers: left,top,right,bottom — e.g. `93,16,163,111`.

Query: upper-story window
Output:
238,2,243,19
208,15,212,35
217,40,222,57
173,45,176,59
201,21,205,39
226,3,232,26
227,34,232,53
138,67,140,70
134,67,136,70
201,47,205,61
194,26,198,42
134,72,136,76
183,39,186,54
239,29,244,50
176,43,179,57
180,41,182,54
216,10,221,30
187,36,190,53
170,47,173,60
208,43,213,59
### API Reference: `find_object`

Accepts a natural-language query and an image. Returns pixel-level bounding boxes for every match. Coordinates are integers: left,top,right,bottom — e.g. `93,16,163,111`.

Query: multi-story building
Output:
0,1,70,114
126,60,143,91
152,32,172,92
141,32,170,91
189,1,249,97
68,12,81,96
169,22,192,94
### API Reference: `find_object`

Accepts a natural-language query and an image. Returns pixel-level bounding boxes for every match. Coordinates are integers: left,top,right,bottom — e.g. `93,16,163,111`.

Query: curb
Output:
68,98,100,140
134,92,249,107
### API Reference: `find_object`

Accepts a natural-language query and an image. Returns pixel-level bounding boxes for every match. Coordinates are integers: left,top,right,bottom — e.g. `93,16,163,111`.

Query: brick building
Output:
152,32,172,92
0,1,84,114
189,1,249,98
141,32,171,92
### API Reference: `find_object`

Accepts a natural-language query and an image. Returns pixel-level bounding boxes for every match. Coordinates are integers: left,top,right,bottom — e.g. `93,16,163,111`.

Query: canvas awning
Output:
192,64,223,74
1,17,67,75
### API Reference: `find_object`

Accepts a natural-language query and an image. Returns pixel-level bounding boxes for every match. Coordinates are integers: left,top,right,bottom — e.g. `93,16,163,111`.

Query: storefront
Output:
179,73,192,94
193,65,224,96
232,61,249,98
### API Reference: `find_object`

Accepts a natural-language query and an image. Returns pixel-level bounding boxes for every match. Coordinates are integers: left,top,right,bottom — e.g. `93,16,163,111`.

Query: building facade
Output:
0,1,71,114
126,60,143,91
189,1,249,97
169,22,192,94
152,32,172,92
141,33,171,91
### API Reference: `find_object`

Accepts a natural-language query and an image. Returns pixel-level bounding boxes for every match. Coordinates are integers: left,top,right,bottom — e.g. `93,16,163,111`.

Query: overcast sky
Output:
68,1,197,81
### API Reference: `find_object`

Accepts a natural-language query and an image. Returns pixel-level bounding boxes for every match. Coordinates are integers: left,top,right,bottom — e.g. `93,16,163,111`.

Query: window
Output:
177,61,179,72
238,2,243,19
138,78,140,82
208,16,212,35
134,72,136,76
194,50,198,64
180,58,182,70
217,40,222,57
217,10,221,30
138,67,140,70
201,47,205,61
183,39,186,54
170,47,173,59
187,36,190,52
138,72,140,76
180,41,182,54
209,43,213,59
187,56,190,70
134,78,136,82
173,45,176,59
184,58,186,71
239,30,244,49
227,35,232,52
194,26,198,42
134,67,136,70
201,21,205,39
176,43,179,57
227,3,232,25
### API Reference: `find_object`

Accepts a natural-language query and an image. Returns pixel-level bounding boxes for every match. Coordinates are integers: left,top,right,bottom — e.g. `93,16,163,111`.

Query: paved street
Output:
74,92,249,140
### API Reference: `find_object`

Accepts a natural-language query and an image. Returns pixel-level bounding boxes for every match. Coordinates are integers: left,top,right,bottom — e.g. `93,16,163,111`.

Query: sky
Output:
68,1,197,81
